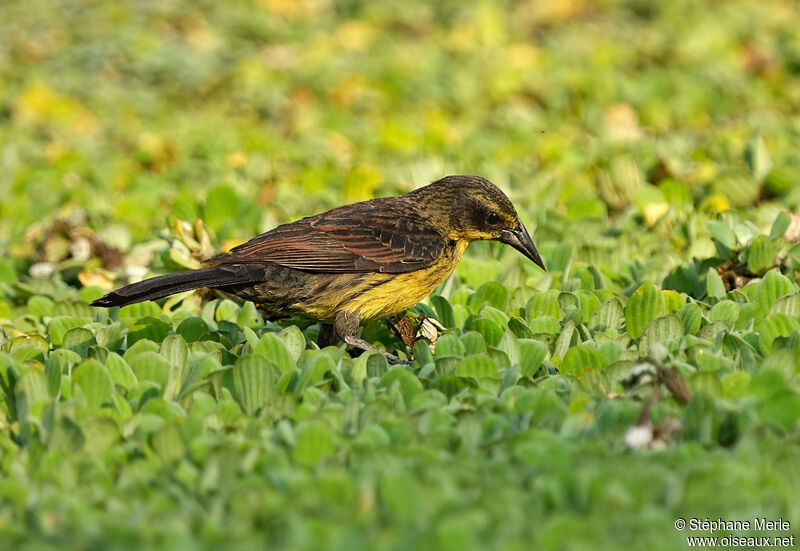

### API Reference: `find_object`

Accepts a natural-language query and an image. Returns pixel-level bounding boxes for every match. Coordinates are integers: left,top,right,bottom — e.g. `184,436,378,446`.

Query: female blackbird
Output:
92,175,544,363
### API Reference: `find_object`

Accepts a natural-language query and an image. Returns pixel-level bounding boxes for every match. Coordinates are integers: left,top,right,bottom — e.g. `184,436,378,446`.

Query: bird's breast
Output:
337,239,469,320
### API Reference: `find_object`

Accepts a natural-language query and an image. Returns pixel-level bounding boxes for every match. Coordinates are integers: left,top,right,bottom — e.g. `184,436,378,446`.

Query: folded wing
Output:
204,197,445,274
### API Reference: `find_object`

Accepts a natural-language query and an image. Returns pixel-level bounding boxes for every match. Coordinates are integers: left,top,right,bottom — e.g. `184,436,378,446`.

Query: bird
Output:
91,175,545,364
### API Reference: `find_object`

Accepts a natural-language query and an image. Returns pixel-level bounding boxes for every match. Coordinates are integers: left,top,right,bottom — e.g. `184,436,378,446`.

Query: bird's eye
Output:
486,212,502,225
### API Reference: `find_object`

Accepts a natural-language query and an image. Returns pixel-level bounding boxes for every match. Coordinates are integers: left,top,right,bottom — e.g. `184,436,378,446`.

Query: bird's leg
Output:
317,323,337,348
334,311,412,366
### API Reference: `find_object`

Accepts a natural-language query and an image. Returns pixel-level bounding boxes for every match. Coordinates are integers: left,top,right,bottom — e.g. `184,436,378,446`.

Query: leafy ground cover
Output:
2,0,800,549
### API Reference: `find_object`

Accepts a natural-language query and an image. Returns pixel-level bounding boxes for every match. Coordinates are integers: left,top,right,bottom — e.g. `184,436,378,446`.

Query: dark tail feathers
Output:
90,264,265,308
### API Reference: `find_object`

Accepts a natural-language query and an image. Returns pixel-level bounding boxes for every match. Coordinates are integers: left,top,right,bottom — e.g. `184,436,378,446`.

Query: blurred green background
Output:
1,0,800,549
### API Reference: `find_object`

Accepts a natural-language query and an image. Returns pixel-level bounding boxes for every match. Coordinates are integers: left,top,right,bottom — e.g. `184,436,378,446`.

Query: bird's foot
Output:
343,335,412,366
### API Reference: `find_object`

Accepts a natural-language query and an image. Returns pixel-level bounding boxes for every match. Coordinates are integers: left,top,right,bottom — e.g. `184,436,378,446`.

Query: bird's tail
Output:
90,264,265,308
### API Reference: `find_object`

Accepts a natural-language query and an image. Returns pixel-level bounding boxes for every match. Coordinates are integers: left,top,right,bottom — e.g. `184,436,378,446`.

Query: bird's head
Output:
410,175,545,271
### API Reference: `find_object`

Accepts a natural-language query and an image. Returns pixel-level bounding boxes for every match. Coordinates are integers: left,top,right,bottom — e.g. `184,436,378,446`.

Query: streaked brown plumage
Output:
92,175,544,363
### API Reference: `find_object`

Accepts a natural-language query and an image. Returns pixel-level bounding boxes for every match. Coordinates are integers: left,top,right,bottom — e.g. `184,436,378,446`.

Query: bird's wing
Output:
204,198,445,274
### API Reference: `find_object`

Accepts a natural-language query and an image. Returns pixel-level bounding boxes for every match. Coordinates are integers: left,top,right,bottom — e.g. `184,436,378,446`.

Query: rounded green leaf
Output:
160,335,188,368
529,316,561,335
677,303,703,335
127,317,171,346
176,317,209,342
435,334,465,358
256,333,296,372
589,298,624,332
73,359,113,411
430,296,456,328
706,268,726,299
455,354,498,379
561,346,607,375
709,301,740,328
275,325,306,362
106,352,138,389
48,317,85,346
747,235,775,276
469,281,509,312
526,291,561,322
625,283,666,339
380,368,423,404
128,351,171,386
757,314,799,353
769,293,800,318
640,314,684,357
519,339,547,377
756,271,795,312
471,318,503,347
233,355,273,414
576,291,601,324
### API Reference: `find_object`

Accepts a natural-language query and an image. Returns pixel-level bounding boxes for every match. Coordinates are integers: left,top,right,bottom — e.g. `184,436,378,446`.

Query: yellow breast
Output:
297,240,468,321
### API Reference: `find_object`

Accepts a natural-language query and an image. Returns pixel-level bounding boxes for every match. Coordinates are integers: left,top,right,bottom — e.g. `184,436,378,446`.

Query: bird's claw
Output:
343,335,412,366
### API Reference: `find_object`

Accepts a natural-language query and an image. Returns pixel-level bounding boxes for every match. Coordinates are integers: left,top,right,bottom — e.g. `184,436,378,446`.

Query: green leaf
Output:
471,318,503,347
48,317,85,346
380,368,423,405
275,326,306,362
756,271,795,311
151,423,185,465
769,293,800,317
757,314,799,354
760,392,800,432
73,359,113,411
233,355,273,414
455,354,498,379
461,331,486,355
526,291,561,322
255,333,296,373
15,368,50,415
640,315,684,357
118,301,162,320
770,211,792,239
709,301,740,328
435,334,465,357
747,235,775,276
662,290,685,313
625,283,666,339
529,316,561,335
236,301,263,329
699,320,726,341
294,420,335,467
160,335,188,368
106,352,138,389
469,281,509,311
518,339,547,377
179,353,221,398
176,317,209,342
589,298,624,332
561,346,606,375
127,317,171,346
430,296,456,328
128,351,171,386
707,220,736,255
677,303,703,335
552,321,576,364
706,269,726,299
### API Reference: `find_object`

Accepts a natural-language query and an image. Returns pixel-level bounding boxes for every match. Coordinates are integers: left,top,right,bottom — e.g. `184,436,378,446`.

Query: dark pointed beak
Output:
499,223,546,271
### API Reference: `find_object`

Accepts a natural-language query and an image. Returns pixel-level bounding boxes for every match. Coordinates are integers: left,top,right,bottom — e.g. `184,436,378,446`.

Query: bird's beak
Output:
499,223,546,271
